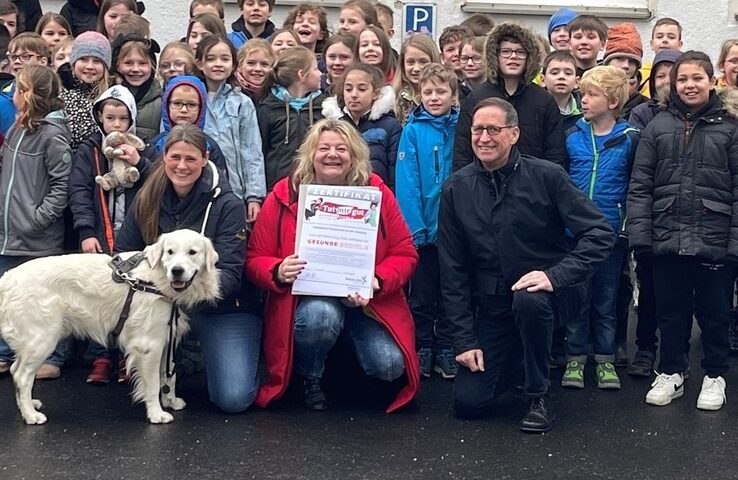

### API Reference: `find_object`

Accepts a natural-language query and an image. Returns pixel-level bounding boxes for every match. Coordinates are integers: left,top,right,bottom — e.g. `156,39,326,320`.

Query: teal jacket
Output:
396,105,459,247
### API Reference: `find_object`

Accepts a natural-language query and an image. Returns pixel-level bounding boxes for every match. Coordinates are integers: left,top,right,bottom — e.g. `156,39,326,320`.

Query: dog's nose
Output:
171,266,185,278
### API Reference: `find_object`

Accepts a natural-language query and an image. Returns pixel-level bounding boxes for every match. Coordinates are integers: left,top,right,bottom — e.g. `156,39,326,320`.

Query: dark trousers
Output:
410,245,452,350
634,253,658,352
454,289,573,418
653,255,732,377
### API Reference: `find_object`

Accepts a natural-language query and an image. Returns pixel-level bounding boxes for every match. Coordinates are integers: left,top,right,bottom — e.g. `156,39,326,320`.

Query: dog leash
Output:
165,304,179,383
109,254,182,391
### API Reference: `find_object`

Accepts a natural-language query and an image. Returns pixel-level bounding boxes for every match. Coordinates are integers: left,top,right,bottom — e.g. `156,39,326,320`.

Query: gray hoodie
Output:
0,111,73,256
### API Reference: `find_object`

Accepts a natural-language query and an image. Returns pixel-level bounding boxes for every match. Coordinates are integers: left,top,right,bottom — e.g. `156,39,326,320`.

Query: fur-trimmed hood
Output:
321,85,396,121
659,86,738,121
486,23,541,86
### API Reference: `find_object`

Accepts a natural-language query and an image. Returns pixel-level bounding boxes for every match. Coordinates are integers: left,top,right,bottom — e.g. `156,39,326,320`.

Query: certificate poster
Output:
292,184,382,299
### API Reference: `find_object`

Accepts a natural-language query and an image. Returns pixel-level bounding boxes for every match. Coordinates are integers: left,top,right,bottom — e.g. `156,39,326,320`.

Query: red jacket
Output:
246,174,419,412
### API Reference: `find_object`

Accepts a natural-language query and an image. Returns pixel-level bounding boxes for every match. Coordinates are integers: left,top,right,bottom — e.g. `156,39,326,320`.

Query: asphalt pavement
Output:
2,323,738,480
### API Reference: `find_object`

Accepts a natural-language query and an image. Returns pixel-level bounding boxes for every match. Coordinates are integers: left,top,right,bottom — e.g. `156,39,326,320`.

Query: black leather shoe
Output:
303,377,327,411
520,395,554,433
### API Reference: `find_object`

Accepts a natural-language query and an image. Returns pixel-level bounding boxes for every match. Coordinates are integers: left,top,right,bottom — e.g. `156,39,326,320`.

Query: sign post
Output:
402,2,437,41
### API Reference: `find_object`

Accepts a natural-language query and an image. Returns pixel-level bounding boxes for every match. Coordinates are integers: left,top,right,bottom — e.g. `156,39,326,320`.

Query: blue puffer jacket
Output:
566,118,639,235
150,75,228,174
204,82,266,204
395,104,459,247
322,86,402,190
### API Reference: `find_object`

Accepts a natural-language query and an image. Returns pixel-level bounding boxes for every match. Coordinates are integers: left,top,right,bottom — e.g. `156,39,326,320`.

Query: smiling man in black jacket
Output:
439,98,614,433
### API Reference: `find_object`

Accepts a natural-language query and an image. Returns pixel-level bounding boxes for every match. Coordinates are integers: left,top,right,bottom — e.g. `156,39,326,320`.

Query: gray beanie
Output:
71,31,112,69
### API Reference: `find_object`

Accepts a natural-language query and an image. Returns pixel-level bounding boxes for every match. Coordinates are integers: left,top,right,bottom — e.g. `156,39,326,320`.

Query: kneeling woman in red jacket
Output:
246,119,419,412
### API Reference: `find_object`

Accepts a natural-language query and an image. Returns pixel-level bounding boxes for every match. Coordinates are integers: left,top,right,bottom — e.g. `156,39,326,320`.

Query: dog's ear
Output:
145,235,165,268
203,237,219,272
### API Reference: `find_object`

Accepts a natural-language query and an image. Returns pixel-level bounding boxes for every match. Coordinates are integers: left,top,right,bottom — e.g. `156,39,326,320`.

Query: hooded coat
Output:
453,23,566,171
150,75,228,174
245,174,420,412
203,82,266,203
628,88,738,262
228,18,276,49
396,104,459,247
628,49,682,130
68,85,156,255
322,86,403,189
0,110,72,256
257,86,325,190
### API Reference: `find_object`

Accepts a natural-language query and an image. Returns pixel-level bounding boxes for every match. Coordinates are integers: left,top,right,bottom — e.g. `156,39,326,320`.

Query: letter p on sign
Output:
403,3,436,41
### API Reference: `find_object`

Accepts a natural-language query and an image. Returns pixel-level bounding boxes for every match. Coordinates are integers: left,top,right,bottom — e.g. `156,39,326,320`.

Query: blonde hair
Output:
394,34,440,92
15,64,64,131
719,39,738,72
419,63,458,96
158,41,195,76
579,65,629,111
262,46,315,95
237,38,275,67
292,119,372,189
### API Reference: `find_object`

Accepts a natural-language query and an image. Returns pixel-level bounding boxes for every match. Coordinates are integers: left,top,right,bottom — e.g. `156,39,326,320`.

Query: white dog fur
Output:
0,229,221,425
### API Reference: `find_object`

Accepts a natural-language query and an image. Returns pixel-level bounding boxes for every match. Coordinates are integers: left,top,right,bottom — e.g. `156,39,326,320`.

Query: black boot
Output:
303,377,327,411
520,395,555,433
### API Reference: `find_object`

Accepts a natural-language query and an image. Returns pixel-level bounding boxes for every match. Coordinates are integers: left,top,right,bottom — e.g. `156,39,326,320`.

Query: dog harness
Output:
110,252,180,386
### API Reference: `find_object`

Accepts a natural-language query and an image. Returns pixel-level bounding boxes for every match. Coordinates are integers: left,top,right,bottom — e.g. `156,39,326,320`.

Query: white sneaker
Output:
697,375,726,411
645,372,684,406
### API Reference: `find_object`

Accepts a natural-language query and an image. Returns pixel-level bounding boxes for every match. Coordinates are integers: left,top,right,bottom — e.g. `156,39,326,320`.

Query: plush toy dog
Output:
95,131,146,191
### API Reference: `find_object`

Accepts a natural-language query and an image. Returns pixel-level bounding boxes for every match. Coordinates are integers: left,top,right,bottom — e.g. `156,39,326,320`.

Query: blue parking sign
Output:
403,3,436,40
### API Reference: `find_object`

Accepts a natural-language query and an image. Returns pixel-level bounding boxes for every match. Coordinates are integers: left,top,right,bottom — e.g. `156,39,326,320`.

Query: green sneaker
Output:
561,360,584,388
596,362,621,390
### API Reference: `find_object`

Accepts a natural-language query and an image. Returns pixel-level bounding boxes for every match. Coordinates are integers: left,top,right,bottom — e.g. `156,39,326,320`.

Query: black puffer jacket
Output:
453,23,566,171
627,89,738,262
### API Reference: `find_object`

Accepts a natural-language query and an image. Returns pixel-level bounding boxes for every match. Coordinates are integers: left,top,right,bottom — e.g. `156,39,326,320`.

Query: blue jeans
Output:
566,244,625,362
0,255,68,367
191,311,262,413
293,297,405,381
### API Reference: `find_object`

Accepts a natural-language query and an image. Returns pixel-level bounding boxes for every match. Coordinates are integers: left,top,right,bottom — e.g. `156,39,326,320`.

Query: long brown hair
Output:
135,124,208,243
97,0,138,39
15,65,63,131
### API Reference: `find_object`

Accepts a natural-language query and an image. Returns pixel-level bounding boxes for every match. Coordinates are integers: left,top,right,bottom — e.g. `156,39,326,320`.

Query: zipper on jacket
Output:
434,146,440,183
617,202,626,233
684,117,693,150
1,129,26,255
587,127,599,200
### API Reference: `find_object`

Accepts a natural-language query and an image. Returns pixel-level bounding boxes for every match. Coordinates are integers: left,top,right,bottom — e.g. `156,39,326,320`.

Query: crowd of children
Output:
0,0,737,419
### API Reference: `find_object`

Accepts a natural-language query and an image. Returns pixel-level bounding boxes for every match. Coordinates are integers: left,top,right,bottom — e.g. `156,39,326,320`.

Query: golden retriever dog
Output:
0,229,221,425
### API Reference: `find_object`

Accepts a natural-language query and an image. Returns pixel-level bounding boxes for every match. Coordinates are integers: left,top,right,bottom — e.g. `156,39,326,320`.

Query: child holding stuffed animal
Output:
68,84,158,385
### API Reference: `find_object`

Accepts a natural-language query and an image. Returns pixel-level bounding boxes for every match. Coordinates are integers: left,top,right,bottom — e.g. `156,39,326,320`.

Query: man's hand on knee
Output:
456,349,485,372
512,271,553,293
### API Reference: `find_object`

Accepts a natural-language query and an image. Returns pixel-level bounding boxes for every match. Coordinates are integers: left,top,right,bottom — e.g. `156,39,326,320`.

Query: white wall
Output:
39,0,738,64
